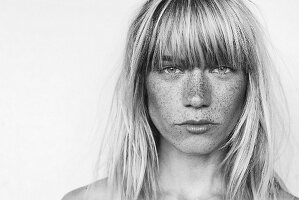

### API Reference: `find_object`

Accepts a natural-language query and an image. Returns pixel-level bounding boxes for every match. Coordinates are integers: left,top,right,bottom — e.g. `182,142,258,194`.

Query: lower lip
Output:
183,124,215,134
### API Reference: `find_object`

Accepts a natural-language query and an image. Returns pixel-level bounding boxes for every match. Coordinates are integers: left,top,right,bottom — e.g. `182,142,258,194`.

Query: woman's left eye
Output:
210,65,232,74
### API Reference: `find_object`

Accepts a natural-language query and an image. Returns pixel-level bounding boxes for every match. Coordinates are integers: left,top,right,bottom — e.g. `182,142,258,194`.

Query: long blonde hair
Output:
94,0,289,199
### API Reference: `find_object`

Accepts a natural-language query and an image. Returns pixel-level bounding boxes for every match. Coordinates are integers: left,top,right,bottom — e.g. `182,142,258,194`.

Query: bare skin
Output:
62,179,108,200
146,63,247,156
62,178,298,200
157,137,226,200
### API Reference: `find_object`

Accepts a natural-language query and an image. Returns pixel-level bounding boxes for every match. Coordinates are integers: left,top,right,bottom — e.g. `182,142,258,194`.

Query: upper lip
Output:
178,120,218,125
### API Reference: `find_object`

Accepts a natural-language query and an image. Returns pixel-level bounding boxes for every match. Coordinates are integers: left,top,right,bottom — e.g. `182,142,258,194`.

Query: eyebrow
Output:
160,55,194,71
160,54,235,70
161,55,174,62
161,55,186,63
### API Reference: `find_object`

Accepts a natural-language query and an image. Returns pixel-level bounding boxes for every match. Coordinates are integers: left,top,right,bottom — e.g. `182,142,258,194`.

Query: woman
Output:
63,0,298,199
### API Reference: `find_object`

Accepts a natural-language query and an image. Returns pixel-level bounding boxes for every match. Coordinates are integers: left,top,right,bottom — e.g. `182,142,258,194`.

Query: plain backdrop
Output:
0,0,298,199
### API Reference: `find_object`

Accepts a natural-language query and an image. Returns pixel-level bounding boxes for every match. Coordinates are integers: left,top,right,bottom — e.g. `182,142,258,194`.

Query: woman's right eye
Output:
162,66,183,74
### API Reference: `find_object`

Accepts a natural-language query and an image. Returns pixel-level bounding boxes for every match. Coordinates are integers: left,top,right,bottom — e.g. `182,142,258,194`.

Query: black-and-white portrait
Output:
1,0,299,200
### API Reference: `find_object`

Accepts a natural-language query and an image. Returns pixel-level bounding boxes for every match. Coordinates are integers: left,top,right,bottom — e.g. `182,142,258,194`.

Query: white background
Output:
0,0,298,199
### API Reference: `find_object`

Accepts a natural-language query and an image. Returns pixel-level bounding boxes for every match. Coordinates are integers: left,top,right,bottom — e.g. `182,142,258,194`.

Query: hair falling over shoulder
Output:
92,0,290,200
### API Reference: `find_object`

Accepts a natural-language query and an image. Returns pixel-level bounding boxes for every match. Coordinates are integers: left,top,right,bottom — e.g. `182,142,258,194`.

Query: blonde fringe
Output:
93,0,289,200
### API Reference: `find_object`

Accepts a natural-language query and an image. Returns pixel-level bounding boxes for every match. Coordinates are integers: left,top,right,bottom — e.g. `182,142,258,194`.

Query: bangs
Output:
147,0,255,72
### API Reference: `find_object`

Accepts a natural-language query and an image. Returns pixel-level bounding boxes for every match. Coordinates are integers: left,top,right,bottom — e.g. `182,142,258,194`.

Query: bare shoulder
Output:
62,178,109,200
277,189,299,200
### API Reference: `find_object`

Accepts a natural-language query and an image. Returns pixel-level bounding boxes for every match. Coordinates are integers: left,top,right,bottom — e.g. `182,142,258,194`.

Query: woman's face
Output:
146,57,247,155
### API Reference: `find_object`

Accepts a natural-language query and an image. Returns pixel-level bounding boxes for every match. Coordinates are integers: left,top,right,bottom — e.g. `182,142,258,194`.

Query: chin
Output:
177,145,219,155
174,137,225,155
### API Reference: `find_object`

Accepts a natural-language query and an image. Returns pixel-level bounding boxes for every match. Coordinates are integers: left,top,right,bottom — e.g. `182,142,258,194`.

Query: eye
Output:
211,65,232,74
162,66,183,74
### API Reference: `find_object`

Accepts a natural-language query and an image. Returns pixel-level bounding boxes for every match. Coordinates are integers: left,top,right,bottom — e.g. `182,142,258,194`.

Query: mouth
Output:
178,120,219,134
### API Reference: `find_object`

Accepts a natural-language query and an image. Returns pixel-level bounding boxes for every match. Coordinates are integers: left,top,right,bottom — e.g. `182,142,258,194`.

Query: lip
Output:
179,120,217,125
178,120,218,134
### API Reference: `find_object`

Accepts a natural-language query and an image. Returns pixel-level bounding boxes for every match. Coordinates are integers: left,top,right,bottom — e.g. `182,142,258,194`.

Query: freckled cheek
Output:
147,82,180,123
213,82,247,121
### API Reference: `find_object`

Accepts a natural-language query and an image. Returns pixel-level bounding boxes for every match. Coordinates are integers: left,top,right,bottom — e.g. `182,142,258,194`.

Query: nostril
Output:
188,95,208,108
183,86,211,108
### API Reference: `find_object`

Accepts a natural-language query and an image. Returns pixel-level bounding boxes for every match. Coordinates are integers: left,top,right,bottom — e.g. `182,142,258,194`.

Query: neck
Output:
157,137,226,200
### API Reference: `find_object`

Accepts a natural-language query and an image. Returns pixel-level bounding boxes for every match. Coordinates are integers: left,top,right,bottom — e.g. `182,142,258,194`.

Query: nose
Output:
182,68,211,108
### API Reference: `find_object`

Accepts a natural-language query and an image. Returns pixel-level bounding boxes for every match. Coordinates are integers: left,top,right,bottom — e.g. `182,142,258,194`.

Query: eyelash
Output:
160,65,234,75
210,65,234,74
161,66,183,74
